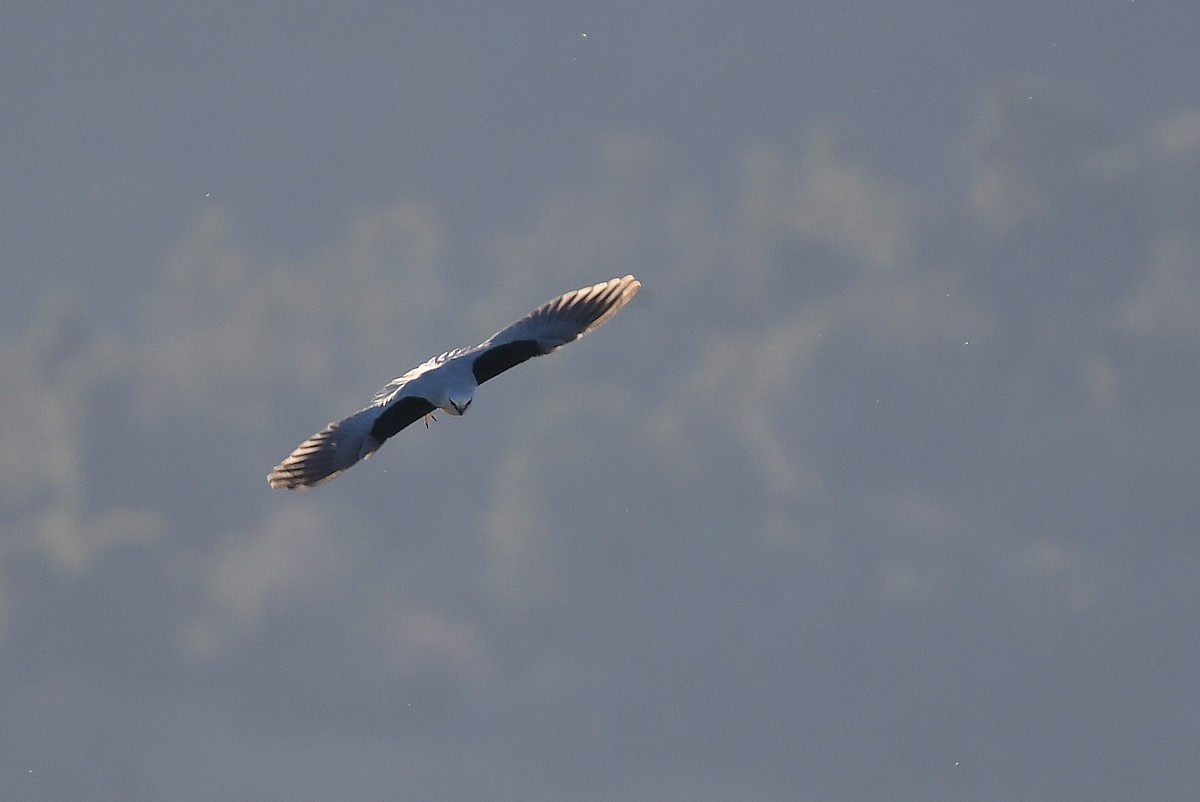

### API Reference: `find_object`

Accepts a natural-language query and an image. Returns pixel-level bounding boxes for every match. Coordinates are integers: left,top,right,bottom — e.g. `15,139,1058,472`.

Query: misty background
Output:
3,3,1199,799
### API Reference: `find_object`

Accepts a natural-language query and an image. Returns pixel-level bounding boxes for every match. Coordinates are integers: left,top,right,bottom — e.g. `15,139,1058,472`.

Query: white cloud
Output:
1118,233,1200,339
738,123,920,281
180,503,360,656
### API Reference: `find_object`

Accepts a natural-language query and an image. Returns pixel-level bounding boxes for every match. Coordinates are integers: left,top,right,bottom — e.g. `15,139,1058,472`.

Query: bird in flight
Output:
268,275,641,489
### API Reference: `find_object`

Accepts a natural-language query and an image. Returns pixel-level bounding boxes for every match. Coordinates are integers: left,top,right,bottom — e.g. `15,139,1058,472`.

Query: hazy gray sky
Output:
3,3,1199,800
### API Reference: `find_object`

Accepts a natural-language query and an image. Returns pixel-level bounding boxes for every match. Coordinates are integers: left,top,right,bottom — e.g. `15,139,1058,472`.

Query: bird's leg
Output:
423,412,438,428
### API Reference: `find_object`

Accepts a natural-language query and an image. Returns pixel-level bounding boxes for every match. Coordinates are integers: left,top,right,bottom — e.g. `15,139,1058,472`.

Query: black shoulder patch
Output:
370,394,437,441
472,340,545,385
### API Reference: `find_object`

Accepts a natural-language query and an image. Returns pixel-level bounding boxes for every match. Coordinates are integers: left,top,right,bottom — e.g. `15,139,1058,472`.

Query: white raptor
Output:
268,275,641,489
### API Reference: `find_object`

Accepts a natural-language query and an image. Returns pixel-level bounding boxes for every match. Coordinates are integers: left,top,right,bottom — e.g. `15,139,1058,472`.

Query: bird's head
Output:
447,392,473,416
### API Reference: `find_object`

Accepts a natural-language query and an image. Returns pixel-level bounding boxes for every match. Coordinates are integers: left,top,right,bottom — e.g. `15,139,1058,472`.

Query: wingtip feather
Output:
267,412,377,490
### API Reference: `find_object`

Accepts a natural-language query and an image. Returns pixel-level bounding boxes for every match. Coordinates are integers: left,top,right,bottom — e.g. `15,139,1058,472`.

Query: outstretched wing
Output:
471,275,641,385
267,394,435,490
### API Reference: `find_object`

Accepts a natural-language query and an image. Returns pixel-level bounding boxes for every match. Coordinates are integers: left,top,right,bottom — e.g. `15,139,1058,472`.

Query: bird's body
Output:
267,275,641,489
